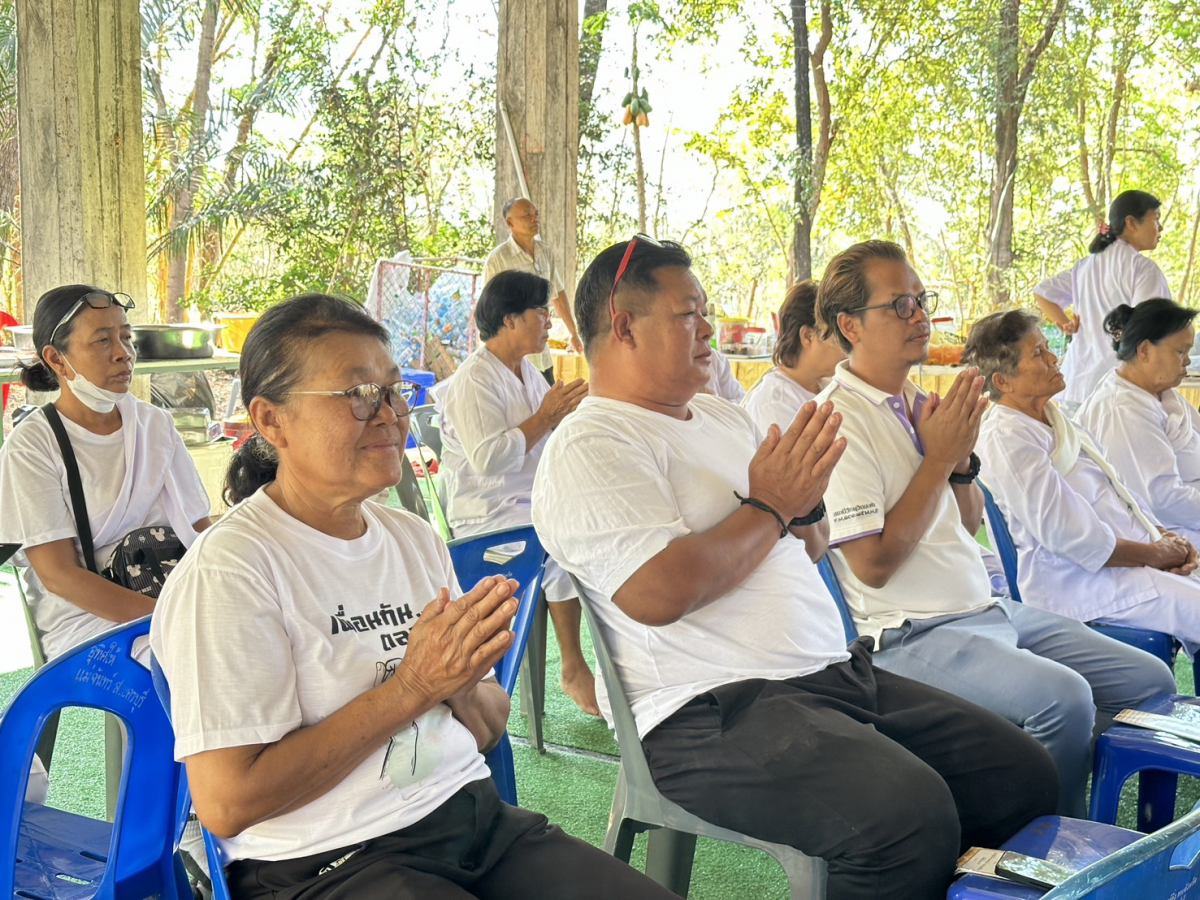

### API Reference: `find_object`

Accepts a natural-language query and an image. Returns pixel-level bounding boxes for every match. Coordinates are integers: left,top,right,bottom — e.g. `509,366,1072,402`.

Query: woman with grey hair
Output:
1076,299,1200,546
965,309,1200,654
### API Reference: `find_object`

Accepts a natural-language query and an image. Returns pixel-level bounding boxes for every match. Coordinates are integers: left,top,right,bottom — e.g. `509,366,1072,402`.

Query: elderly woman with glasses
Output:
1076,299,1200,547
0,284,211,662
966,309,1200,654
436,270,598,715
150,293,672,900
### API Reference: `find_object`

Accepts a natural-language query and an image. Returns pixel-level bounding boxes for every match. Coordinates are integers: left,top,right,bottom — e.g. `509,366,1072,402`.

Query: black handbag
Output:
42,404,186,597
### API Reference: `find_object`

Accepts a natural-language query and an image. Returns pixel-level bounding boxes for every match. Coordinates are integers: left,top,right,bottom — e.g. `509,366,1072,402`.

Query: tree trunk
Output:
790,0,813,281
578,0,608,145
165,0,219,322
985,0,1066,307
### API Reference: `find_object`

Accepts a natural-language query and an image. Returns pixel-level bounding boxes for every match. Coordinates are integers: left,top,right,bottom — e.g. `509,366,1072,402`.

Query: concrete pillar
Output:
15,0,148,320
495,0,580,297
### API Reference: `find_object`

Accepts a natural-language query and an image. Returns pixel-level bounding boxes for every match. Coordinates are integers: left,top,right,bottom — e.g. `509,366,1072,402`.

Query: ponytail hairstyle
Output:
772,280,820,368
223,293,391,506
18,284,106,392
1102,298,1197,361
1090,190,1161,254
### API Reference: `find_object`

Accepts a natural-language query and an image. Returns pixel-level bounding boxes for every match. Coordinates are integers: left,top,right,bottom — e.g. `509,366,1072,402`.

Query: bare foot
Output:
560,668,601,716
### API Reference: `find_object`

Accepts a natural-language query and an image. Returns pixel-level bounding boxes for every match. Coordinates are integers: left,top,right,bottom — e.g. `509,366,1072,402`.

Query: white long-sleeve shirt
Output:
1035,239,1171,406
740,367,816,434
1076,370,1200,547
977,404,1161,621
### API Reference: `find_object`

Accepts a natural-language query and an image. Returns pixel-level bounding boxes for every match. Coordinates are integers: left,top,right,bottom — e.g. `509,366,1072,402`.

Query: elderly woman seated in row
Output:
965,309,1200,655
436,271,598,715
151,293,672,899
1076,298,1200,547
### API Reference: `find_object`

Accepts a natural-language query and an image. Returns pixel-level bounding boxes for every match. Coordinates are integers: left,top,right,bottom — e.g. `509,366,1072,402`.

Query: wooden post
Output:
15,0,148,321
495,0,580,297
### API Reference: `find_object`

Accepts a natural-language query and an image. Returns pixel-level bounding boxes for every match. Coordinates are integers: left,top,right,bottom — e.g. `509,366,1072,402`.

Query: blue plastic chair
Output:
979,482,1186,680
949,800,1200,898
1,617,191,899
447,526,547,805
816,556,858,644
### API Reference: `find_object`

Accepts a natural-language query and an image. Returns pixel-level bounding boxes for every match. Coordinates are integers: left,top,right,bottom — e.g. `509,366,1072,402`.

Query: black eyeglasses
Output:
847,291,938,320
608,233,664,319
49,291,136,344
288,380,419,421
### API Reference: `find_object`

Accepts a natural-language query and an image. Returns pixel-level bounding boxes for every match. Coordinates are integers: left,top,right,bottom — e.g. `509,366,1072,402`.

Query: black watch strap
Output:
948,451,981,485
789,500,826,528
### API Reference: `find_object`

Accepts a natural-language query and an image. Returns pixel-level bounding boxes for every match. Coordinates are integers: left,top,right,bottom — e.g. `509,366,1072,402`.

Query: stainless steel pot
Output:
131,324,224,360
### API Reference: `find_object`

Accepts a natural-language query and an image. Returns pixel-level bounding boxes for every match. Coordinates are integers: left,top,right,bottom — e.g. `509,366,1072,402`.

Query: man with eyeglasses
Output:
483,198,585,379
532,236,1062,900
814,240,1174,820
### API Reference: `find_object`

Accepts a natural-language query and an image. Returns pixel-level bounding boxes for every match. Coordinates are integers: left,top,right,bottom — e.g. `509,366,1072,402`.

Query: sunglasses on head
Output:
288,380,420,421
49,291,136,345
607,233,665,320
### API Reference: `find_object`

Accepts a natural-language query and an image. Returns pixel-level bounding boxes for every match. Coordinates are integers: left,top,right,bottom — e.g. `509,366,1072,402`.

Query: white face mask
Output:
62,356,127,414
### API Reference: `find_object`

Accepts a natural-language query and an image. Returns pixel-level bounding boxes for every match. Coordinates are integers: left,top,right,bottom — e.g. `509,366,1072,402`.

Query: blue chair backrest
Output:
817,556,859,643
447,526,546,695
980,482,1024,603
1041,800,1200,898
0,617,186,898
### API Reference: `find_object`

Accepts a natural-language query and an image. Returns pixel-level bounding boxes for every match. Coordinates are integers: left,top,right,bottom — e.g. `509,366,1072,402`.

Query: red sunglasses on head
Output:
607,233,664,320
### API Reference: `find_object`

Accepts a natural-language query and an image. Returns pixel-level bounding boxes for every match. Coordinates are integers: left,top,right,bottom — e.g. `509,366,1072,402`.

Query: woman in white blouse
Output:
740,279,846,433
1034,190,1170,411
438,271,598,714
966,309,1200,654
1077,299,1200,546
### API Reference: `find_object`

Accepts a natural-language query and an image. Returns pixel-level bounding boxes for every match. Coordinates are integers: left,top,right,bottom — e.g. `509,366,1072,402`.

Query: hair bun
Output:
1102,304,1134,340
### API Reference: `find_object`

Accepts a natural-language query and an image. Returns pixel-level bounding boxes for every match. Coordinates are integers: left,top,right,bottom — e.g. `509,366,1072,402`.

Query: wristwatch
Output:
948,452,981,485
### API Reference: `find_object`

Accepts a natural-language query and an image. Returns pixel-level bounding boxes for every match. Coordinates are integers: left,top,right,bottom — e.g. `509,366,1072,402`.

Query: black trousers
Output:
641,639,1060,900
226,780,675,900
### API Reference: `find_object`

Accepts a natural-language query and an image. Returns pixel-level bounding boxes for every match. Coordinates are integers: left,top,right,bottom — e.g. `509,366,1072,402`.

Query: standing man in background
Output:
484,198,585,383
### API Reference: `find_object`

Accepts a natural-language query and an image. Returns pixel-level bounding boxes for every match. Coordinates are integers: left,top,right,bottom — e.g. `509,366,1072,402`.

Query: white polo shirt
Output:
483,235,569,370
816,361,994,641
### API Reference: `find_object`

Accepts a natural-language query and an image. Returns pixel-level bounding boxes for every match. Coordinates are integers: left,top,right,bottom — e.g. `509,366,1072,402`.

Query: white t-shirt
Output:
977,404,1166,620
740,367,817,434
483,236,568,370
1035,239,1171,405
1076,370,1200,547
149,490,491,863
0,407,209,660
531,393,849,738
817,361,994,641
704,352,746,403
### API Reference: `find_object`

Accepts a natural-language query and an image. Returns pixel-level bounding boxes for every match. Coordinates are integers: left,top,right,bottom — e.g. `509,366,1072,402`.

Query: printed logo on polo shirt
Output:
831,502,879,525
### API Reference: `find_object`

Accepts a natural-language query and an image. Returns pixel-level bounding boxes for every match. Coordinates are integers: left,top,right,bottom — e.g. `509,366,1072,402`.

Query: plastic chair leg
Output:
607,817,639,863
519,595,547,753
105,714,125,821
645,828,697,897
484,735,518,806
1139,770,1180,833
34,710,61,772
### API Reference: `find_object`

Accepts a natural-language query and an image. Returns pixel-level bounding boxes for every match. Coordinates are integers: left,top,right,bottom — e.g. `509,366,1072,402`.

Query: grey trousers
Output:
874,598,1176,817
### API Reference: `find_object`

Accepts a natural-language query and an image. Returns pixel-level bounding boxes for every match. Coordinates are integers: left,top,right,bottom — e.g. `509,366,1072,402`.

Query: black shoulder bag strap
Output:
42,404,100,574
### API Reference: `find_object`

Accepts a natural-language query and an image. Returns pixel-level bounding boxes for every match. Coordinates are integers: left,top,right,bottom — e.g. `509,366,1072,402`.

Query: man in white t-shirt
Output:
814,239,1176,818
532,236,1060,900
483,198,584,376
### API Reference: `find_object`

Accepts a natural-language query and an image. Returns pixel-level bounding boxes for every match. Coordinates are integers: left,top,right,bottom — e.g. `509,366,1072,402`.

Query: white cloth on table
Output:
483,235,569,371
704,352,745,403
1034,239,1171,406
739,366,816,433
150,490,492,863
976,404,1200,641
1076,369,1200,546
531,393,849,739
816,361,994,643
0,394,209,660
435,346,574,601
